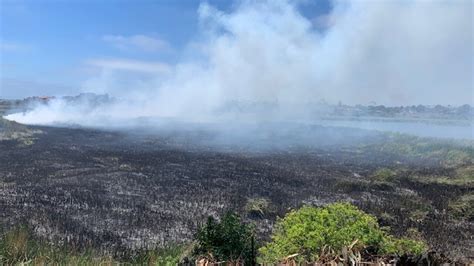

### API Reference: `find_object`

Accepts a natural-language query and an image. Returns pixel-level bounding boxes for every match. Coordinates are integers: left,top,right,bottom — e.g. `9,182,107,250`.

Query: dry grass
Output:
0,226,184,265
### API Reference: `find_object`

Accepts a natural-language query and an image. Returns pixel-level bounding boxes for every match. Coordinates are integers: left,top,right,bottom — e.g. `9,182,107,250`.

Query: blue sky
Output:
0,0,332,98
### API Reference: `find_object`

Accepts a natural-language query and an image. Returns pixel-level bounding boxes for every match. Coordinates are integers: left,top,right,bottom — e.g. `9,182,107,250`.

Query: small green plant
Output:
193,212,256,265
245,197,270,218
259,203,426,263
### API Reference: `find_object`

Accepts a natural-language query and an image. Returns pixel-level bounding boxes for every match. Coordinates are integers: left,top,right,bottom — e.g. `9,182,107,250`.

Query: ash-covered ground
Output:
0,118,473,260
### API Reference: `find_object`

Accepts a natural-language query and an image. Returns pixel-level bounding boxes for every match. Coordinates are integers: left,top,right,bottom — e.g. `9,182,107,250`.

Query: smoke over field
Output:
5,0,473,127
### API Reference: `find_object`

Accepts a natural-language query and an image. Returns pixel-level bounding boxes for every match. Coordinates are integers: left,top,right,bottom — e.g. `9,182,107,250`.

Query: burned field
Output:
0,120,473,260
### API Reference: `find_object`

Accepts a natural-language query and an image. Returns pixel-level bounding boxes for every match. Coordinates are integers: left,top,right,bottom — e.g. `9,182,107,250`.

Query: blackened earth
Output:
0,122,472,260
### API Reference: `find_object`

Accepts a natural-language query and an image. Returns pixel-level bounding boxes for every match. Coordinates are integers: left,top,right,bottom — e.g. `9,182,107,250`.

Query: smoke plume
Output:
6,0,473,126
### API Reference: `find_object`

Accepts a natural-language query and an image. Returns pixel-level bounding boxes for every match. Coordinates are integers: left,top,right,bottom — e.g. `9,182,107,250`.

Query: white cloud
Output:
102,34,169,52
85,58,171,74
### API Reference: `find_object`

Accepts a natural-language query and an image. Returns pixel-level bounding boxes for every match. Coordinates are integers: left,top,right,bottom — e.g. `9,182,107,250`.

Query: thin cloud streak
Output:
85,58,171,74
102,35,169,52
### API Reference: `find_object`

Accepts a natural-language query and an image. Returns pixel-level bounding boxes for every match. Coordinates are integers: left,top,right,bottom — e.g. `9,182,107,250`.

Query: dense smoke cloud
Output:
6,0,473,125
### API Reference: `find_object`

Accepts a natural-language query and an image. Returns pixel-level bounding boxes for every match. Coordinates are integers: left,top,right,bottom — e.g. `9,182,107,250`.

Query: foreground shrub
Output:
193,212,256,265
259,203,426,263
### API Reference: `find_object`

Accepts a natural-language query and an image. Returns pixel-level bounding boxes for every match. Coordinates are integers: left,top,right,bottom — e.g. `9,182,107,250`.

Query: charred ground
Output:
0,119,473,260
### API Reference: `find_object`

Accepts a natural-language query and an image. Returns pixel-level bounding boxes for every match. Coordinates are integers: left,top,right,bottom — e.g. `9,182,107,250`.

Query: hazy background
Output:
1,0,473,125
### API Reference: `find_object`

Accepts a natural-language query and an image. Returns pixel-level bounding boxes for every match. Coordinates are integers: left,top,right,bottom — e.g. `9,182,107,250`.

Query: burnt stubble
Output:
0,121,472,260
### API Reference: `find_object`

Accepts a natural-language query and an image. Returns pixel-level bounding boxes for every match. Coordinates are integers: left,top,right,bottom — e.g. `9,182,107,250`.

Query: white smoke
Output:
6,0,473,125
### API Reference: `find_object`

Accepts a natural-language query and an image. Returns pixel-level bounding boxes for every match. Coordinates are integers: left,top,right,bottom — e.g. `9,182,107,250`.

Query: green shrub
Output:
193,212,256,264
382,237,427,255
259,203,426,263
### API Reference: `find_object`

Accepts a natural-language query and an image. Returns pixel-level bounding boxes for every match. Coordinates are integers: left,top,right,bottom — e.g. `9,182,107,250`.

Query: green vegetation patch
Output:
448,193,474,221
371,168,397,182
259,203,427,263
409,170,474,186
455,165,474,181
0,117,41,146
399,163,474,187
366,133,474,167
0,205,437,265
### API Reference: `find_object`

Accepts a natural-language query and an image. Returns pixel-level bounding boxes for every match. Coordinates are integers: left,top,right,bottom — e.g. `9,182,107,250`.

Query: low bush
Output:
193,212,256,265
259,203,427,263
